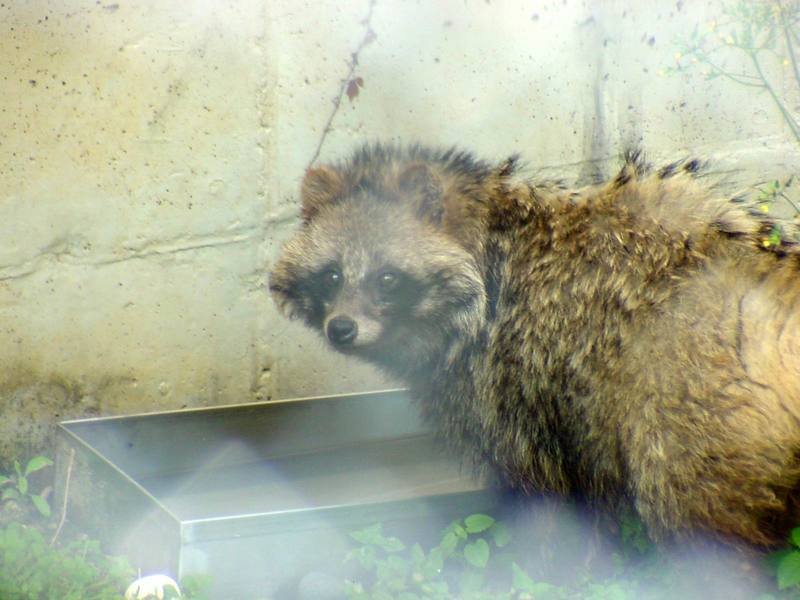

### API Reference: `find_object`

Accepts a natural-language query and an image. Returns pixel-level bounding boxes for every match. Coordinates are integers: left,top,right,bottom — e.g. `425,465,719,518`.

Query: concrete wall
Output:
2,0,799,458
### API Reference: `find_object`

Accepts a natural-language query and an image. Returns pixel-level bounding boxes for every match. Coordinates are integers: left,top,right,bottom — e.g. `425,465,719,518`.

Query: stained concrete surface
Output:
2,0,799,459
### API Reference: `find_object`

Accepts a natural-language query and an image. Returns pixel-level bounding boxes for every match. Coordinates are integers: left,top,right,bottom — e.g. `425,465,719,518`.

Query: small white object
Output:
125,574,182,599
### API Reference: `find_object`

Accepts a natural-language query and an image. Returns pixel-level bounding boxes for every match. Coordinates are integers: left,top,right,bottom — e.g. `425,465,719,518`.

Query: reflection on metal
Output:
54,389,496,597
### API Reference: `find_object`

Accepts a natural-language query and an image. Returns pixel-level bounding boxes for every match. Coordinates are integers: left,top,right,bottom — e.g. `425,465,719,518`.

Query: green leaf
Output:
0,475,11,486
620,511,652,555
344,581,369,600
348,545,377,569
511,562,560,597
420,580,449,595
24,456,53,477
349,522,405,552
13,460,22,479
512,562,537,591
768,225,783,247
350,523,385,546
386,554,409,570
30,494,51,517
377,554,410,589
2,487,20,501
777,552,800,590
410,543,425,566
458,568,485,593
490,522,511,547
463,538,490,569
584,581,630,600
790,527,800,548
464,514,495,534
766,548,792,573
437,531,460,557
422,547,444,579
17,476,28,496
179,573,214,600
379,535,405,553
445,520,468,540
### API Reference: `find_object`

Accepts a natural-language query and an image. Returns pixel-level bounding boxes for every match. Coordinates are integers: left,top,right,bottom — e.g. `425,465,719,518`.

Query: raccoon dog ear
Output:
398,163,444,224
300,166,345,222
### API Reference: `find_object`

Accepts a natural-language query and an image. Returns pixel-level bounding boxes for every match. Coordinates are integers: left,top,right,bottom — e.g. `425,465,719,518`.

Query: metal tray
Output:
54,390,496,598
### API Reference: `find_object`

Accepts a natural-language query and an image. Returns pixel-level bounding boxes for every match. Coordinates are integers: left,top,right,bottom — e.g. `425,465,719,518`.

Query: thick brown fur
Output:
269,144,800,546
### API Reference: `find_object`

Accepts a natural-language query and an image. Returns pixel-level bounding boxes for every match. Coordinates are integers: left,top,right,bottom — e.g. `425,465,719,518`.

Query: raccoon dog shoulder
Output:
270,143,800,546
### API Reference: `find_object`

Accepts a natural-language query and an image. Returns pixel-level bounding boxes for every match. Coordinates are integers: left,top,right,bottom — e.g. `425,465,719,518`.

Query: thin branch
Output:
701,57,768,87
780,189,800,214
779,2,800,92
50,447,74,547
307,0,377,169
749,48,800,143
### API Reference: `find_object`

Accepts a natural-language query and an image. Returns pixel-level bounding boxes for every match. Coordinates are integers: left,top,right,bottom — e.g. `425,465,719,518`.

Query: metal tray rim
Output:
57,387,408,426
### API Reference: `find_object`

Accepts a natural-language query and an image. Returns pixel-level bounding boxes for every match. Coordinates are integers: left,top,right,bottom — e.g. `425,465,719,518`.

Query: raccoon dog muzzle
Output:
326,315,358,346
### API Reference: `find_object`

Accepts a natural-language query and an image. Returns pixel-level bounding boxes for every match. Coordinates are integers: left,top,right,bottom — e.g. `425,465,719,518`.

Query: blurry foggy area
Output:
2,0,800,597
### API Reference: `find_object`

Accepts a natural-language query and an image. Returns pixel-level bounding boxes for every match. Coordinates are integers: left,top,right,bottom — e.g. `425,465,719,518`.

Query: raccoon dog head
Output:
269,145,489,377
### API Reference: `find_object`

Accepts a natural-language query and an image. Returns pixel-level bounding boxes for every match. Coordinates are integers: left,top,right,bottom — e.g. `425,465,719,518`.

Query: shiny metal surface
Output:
55,389,495,597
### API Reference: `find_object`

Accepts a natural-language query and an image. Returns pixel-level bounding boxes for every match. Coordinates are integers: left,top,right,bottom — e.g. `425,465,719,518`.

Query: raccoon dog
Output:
269,144,800,546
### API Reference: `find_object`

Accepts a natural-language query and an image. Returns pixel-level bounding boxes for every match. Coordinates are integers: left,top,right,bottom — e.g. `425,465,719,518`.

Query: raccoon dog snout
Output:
326,316,358,346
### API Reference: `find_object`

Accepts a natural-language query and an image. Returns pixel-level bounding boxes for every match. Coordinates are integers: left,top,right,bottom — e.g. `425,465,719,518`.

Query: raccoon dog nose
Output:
327,316,358,346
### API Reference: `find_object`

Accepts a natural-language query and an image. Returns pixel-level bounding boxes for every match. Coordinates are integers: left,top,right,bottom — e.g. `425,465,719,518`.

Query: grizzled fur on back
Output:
270,143,800,546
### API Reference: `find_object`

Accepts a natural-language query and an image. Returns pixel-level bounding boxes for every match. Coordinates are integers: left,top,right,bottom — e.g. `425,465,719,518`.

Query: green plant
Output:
751,177,800,247
180,573,214,600
0,456,54,518
772,527,800,592
345,509,800,600
617,511,651,558
344,513,565,600
666,0,800,244
0,521,133,600
667,1,800,144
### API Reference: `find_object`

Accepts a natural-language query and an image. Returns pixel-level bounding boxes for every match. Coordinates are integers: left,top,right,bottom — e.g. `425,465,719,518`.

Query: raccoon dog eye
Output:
373,269,418,309
321,268,342,291
377,271,399,293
